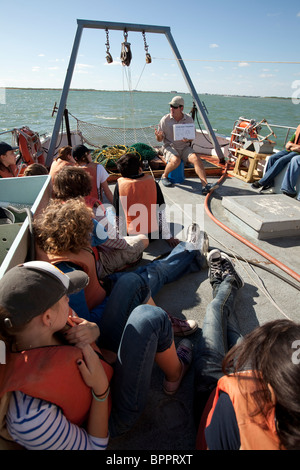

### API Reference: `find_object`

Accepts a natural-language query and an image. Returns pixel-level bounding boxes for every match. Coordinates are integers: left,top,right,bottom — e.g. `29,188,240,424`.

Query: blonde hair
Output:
34,198,94,254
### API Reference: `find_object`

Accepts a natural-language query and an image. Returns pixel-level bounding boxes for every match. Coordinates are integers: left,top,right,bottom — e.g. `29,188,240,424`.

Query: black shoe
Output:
220,253,244,289
282,191,297,198
251,181,262,189
207,249,223,284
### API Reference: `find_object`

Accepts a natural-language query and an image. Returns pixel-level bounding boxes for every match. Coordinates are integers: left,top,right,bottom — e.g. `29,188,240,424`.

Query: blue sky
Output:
1,0,300,97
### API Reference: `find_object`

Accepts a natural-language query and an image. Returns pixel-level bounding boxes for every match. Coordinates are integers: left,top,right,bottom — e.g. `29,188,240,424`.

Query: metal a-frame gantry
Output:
46,19,224,166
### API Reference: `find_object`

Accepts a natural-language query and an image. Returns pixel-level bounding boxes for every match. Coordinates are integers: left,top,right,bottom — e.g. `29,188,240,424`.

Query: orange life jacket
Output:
203,372,281,450
117,174,158,235
0,345,113,426
0,165,17,178
35,245,106,310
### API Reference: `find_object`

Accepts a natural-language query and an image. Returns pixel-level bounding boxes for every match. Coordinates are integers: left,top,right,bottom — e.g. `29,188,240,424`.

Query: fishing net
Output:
72,115,161,171
75,116,158,149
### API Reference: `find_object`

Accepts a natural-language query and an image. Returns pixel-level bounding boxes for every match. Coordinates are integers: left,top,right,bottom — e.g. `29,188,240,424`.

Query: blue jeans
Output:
99,241,202,351
97,272,150,353
108,304,173,437
194,275,242,394
110,240,205,297
259,150,299,187
280,154,300,197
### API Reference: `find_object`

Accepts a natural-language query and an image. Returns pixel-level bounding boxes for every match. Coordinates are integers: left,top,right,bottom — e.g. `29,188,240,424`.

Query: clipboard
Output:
173,123,196,141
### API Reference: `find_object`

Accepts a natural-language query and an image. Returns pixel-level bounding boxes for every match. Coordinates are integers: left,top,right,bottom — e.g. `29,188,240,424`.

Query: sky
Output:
1,0,300,98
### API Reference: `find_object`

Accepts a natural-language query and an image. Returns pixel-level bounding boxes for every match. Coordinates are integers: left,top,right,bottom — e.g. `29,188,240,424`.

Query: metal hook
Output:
105,28,113,63
142,31,152,64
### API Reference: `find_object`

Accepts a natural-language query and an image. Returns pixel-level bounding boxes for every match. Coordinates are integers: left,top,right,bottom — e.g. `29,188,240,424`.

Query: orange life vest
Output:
0,165,17,178
0,345,113,426
35,245,106,311
117,174,158,235
203,372,281,450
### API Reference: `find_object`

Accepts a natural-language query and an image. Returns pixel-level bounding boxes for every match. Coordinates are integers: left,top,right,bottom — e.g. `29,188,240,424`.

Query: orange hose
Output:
205,168,300,284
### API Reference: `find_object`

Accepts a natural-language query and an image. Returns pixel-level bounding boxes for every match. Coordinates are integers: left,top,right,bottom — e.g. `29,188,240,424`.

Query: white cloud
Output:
238,62,250,67
76,63,94,69
32,66,40,72
297,12,300,17
48,67,59,70
38,54,45,57
260,73,275,78
209,43,219,48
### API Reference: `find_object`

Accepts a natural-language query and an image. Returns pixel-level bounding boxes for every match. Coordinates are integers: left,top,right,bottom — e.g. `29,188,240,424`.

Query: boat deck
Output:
107,161,300,450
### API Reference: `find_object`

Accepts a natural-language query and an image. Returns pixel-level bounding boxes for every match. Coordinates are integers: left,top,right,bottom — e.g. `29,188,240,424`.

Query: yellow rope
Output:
92,145,141,173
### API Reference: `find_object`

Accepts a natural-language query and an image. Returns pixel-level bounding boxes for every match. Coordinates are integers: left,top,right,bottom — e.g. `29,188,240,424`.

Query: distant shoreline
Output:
4,87,291,100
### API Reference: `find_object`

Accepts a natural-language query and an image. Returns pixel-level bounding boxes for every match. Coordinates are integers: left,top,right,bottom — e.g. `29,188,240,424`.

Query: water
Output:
1,88,298,149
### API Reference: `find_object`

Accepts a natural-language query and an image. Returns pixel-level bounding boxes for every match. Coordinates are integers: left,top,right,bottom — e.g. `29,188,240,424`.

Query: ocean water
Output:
1,88,299,149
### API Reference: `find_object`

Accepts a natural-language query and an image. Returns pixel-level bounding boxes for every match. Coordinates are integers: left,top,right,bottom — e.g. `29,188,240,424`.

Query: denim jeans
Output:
97,272,150,353
280,154,300,197
109,240,204,297
108,304,173,437
194,275,242,395
259,150,299,187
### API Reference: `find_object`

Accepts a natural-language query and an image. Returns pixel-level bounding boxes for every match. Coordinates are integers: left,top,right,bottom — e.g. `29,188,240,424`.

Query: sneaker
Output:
207,249,223,283
220,252,244,289
251,181,262,189
202,183,212,195
186,223,209,256
163,339,193,395
282,191,296,198
161,176,174,187
168,313,198,336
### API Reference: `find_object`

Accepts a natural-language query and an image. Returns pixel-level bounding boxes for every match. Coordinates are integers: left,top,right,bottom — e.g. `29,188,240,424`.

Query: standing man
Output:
155,96,211,195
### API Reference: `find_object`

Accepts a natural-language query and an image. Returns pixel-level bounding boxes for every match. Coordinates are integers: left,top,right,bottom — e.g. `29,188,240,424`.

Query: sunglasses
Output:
170,105,179,109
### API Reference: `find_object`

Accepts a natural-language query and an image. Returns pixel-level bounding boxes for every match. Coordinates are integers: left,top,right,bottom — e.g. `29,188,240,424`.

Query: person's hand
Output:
65,317,100,346
166,237,180,248
155,128,164,141
286,141,294,151
76,343,109,395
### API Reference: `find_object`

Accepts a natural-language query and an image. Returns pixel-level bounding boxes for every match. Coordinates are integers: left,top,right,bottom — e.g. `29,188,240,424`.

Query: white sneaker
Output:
186,223,209,258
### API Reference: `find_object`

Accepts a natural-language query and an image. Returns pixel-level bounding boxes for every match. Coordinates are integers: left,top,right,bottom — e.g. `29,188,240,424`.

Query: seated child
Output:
53,166,148,278
113,152,179,247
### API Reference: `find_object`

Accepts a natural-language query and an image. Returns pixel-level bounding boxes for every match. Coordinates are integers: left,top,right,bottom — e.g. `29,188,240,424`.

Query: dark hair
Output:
54,146,72,162
23,163,48,176
53,166,92,199
116,152,141,178
223,319,300,450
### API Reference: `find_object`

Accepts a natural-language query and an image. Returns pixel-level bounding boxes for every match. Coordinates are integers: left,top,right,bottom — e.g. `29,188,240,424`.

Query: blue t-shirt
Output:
56,261,108,327
205,392,240,450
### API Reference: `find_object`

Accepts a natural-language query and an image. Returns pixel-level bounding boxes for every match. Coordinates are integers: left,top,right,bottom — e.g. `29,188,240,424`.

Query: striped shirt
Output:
6,391,109,450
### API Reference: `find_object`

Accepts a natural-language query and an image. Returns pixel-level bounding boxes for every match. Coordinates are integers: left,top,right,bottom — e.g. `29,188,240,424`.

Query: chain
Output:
105,29,113,63
142,31,152,64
